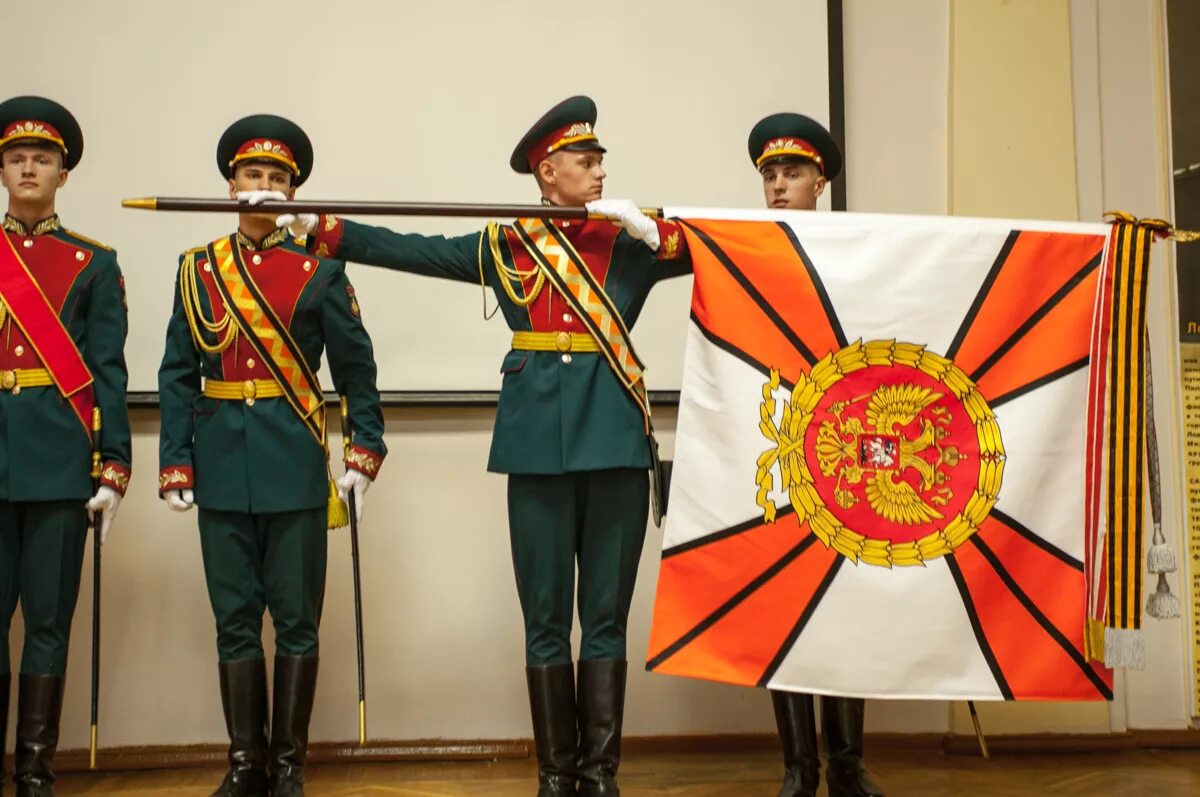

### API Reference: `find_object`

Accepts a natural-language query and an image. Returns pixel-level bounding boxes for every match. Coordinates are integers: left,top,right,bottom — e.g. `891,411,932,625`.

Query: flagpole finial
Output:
121,197,157,210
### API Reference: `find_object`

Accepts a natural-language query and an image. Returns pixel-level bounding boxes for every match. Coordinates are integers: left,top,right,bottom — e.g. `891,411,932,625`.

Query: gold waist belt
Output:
203,378,285,402
0,368,53,393
511,331,600,353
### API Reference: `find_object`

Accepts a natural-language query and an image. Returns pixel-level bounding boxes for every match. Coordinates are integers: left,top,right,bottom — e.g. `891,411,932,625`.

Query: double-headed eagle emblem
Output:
755,340,1004,567
815,383,963,526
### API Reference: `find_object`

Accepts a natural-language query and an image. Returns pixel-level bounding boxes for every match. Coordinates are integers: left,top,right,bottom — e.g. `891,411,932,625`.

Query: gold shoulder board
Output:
64,229,113,251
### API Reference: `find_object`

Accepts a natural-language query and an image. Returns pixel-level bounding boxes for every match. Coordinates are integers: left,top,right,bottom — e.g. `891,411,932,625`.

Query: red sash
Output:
0,233,94,432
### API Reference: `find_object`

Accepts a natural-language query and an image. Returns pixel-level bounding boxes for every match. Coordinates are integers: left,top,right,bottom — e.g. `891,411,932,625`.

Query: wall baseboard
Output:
941,728,1200,755
48,738,530,773
11,729,1197,774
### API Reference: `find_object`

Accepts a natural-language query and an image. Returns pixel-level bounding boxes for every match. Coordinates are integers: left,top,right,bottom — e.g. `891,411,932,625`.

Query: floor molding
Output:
49,739,530,774
941,728,1200,755
23,728,1200,774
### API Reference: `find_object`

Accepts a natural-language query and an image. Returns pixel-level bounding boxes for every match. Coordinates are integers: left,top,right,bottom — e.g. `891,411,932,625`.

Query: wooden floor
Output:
48,747,1200,796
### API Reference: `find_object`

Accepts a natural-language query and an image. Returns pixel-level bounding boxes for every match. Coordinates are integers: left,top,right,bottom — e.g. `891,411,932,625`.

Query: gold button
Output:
0,370,15,389
246,358,256,368
242,379,257,405
562,313,573,324
76,250,85,261
14,345,23,356
303,261,313,271
555,331,572,352
561,354,573,365
22,239,32,249
203,263,212,272
252,254,262,265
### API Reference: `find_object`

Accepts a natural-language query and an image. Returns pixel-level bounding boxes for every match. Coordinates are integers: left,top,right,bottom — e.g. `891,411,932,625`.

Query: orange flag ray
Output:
952,534,1112,700
683,219,845,386
649,533,842,687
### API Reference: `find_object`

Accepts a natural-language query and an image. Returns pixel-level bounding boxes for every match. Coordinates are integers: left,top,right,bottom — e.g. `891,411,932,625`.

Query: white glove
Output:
586,199,660,251
86,486,122,546
276,212,318,237
337,469,372,525
164,488,195,513
235,190,317,236
236,189,288,205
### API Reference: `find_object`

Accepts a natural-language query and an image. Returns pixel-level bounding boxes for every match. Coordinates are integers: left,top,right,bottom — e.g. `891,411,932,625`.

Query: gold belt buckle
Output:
242,379,257,406
555,331,572,353
0,370,15,392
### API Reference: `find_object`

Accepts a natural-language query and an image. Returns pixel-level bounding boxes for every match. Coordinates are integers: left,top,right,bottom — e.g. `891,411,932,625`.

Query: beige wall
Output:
950,0,1079,220
844,0,949,217
7,0,1195,752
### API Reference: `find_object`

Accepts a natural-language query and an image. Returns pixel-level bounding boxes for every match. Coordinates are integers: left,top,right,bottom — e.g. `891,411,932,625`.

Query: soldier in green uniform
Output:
0,96,131,797
157,115,386,797
265,95,689,796
750,113,884,797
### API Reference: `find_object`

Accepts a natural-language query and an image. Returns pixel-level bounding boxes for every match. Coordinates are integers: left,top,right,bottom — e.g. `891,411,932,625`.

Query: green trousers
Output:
507,468,648,666
198,507,327,661
0,500,88,675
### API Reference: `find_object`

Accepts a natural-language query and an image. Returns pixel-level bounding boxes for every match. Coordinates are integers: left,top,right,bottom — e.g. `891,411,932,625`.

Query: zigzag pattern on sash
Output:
517,219,644,389
211,238,321,419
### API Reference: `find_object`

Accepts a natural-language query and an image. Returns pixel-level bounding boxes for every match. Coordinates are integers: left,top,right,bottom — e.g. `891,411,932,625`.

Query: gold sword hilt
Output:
90,407,102,480
340,396,352,457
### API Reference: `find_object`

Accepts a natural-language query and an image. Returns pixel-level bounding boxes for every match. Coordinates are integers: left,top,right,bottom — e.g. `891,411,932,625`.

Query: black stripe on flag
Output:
945,230,1020,360
987,357,1088,409
689,312,798,392
681,221,819,366
756,556,846,687
990,508,1084,572
775,221,849,349
662,505,797,560
646,532,819,672
969,251,1102,383
968,536,1113,699
945,553,1014,700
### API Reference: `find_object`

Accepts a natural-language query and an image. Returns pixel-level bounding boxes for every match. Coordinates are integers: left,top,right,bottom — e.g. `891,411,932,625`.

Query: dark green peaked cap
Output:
0,96,84,170
510,95,606,174
217,114,314,186
748,112,841,179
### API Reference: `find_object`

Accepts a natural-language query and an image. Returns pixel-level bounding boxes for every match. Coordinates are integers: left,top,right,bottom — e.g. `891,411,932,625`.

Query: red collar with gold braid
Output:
3,214,62,237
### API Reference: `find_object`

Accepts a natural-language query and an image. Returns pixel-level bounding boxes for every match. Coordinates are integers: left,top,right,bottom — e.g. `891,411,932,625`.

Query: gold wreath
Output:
755,340,1005,568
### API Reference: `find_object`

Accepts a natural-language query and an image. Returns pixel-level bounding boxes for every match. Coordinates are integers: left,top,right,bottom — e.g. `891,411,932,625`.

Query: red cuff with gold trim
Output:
308,214,344,259
100,461,131,496
656,219,686,261
159,465,194,495
344,445,384,480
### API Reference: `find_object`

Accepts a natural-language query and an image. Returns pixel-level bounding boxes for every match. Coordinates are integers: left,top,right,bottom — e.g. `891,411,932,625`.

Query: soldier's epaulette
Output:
62,228,113,251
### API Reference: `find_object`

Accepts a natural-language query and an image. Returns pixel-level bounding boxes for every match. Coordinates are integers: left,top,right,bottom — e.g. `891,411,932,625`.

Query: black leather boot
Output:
576,659,626,797
526,663,578,797
268,656,318,797
1,673,9,793
771,690,819,797
822,696,885,797
210,659,269,797
13,674,64,797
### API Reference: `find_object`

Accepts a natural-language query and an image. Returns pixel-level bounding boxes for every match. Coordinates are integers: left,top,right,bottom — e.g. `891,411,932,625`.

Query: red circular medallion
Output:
802,362,982,545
